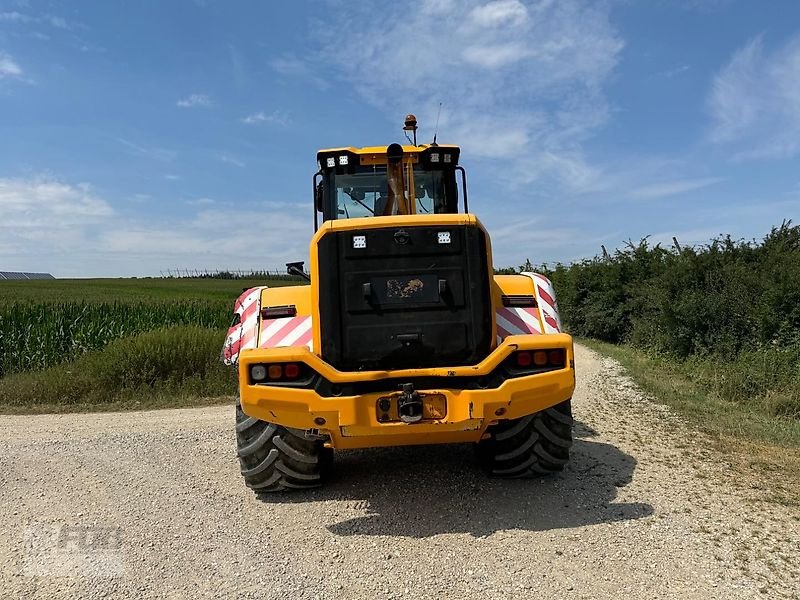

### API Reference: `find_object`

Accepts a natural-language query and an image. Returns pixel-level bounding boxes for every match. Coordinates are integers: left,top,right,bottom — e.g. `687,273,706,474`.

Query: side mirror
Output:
315,181,324,212
286,261,311,282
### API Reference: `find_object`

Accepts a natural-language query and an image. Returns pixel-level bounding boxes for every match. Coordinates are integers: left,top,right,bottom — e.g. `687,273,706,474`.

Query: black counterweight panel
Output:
317,225,492,371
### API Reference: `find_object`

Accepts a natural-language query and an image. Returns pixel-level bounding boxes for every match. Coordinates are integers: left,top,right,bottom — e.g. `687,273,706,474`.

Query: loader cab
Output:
314,144,466,227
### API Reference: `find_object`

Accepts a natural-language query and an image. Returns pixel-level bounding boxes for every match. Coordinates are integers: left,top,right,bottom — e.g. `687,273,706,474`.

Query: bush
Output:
0,326,236,409
519,221,800,422
541,221,800,357
686,347,800,419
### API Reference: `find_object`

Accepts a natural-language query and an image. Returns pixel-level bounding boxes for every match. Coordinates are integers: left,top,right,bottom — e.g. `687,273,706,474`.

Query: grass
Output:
0,326,237,413
581,339,800,447
582,338,800,504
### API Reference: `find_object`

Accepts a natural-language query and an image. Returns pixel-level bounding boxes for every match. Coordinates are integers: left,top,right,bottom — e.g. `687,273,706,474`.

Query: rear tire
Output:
235,404,332,493
478,399,573,477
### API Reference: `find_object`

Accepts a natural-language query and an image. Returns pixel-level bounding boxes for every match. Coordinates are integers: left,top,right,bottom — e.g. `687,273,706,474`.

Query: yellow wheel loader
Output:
223,115,576,493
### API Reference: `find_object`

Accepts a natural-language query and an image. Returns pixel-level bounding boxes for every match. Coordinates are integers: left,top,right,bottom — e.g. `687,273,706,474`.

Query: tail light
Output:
284,363,301,379
249,362,305,383
516,352,532,367
512,349,566,371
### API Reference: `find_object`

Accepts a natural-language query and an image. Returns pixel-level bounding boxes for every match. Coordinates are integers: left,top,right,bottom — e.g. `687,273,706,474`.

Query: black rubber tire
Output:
235,404,332,493
477,399,574,477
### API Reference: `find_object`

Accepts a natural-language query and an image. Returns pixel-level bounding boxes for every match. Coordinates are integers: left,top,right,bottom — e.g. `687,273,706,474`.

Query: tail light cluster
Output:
511,349,566,371
250,363,304,383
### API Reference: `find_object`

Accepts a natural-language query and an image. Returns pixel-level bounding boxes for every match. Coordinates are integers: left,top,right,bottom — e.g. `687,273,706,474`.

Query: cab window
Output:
328,164,455,220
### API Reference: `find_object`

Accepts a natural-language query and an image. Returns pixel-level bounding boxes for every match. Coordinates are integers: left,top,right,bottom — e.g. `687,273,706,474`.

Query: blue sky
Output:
1,0,799,277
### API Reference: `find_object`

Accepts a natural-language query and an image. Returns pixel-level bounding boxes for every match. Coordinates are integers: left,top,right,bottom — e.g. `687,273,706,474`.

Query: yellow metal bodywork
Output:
257,284,313,316
239,156,574,449
318,144,460,215
319,143,459,159
238,333,574,449
239,215,575,450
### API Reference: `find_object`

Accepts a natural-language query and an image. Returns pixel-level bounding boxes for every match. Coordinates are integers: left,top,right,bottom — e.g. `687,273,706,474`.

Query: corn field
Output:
0,301,231,378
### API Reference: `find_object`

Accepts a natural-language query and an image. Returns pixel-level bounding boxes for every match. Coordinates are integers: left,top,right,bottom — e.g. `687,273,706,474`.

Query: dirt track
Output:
1,344,798,599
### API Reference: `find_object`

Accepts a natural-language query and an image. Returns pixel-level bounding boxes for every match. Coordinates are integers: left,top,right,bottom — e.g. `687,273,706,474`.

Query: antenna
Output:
432,102,442,146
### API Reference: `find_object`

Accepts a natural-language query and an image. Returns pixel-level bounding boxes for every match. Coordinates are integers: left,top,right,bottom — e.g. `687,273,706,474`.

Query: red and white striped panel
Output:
524,272,562,334
259,316,313,350
495,306,542,343
221,287,266,365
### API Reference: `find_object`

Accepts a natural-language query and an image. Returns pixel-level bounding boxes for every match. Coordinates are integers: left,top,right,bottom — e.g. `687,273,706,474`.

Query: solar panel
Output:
0,271,55,280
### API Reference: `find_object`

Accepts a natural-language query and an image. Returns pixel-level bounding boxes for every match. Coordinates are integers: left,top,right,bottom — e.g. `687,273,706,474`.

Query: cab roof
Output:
316,143,459,156
316,144,461,169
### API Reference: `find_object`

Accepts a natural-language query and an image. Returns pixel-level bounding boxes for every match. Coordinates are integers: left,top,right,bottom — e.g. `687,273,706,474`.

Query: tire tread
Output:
235,404,331,494
478,399,573,478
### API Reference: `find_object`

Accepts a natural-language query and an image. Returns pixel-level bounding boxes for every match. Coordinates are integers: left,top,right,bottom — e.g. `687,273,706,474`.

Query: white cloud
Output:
116,137,176,162
269,55,329,89
0,11,71,29
656,64,690,78
708,34,800,160
0,174,313,276
185,197,215,206
462,42,527,68
176,93,213,108
0,12,32,23
217,153,245,168
0,52,23,79
628,177,725,200
315,0,623,189
0,177,112,228
468,0,529,28
47,15,68,29
95,207,311,275
241,110,291,126
0,177,113,267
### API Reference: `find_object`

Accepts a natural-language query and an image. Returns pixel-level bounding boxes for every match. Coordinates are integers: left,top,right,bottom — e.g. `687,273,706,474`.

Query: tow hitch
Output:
397,383,423,423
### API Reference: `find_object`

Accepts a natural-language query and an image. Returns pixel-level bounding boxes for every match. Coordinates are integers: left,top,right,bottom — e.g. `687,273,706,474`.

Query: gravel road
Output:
1,343,798,599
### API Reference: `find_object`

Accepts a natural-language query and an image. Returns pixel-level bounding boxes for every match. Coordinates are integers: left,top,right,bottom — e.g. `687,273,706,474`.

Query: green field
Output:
0,277,299,411
0,277,300,304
